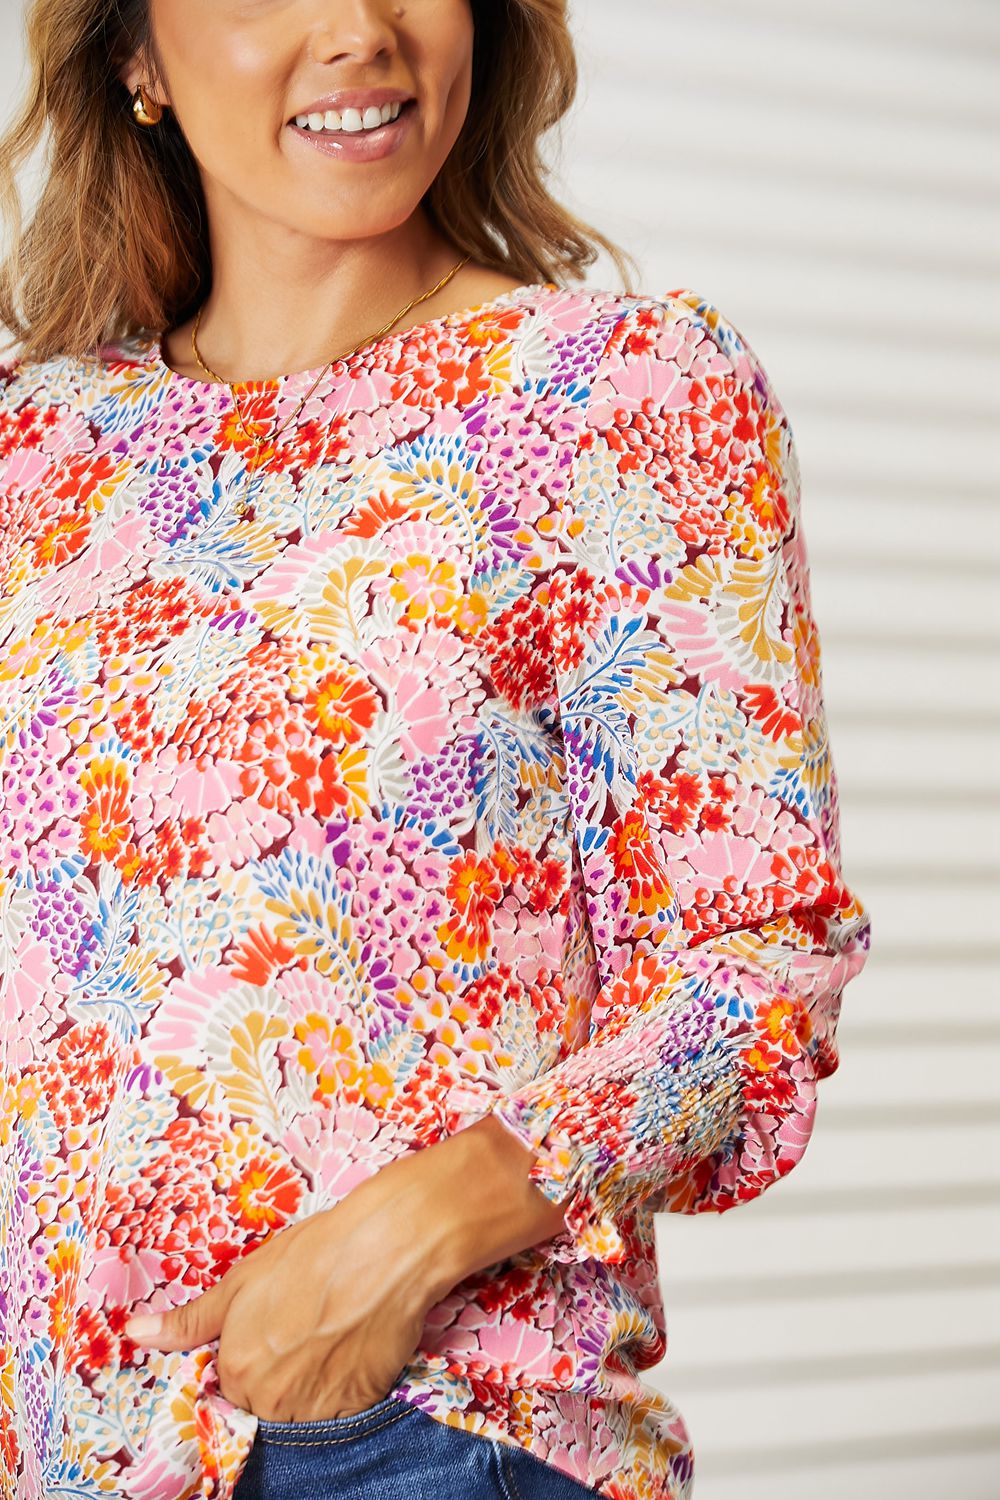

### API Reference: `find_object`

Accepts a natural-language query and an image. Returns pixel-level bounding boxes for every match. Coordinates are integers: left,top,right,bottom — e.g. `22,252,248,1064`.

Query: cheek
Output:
159,14,288,145
412,8,475,126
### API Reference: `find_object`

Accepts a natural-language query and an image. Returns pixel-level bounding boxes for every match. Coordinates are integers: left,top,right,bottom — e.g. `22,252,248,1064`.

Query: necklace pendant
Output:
234,498,254,520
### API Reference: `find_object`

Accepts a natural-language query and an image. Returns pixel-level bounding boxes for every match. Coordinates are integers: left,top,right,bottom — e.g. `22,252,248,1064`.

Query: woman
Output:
0,1,871,1498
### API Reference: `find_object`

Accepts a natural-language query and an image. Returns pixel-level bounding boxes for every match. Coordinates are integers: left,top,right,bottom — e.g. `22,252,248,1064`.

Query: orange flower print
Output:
218,390,281,464
0,1404,18,1481
70,1304,117,1376
743,683,802,741
342,485,410,539
51,449,122,511
793,603,822,687
229,924,301,986
79,755,132,862
32,508,91,568
612,808,676,919
305,666,379,743
226,1154,304,1233
29,450,121,569
744,1035,784,1075
286,743,351,819
437,852,502,964
745,459,789,536
759,994,813,1057
464,302,528,353
428,347,493,407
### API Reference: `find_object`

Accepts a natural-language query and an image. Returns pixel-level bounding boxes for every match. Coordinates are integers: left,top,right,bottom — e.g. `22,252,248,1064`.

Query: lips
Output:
288,96,417,162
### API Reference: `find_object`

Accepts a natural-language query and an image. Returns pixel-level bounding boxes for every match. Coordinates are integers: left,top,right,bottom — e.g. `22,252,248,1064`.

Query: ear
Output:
118,53,170,110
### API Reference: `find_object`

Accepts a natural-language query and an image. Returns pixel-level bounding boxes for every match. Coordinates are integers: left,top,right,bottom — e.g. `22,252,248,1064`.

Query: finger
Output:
126,1280,229,1351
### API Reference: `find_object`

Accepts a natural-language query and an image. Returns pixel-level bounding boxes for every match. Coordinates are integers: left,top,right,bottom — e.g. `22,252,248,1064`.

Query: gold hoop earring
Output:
131,84,163,127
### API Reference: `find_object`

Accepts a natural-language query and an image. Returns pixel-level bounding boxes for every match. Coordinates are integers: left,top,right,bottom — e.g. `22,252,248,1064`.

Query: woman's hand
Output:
123,1114,567,1422
123,1154,440,1421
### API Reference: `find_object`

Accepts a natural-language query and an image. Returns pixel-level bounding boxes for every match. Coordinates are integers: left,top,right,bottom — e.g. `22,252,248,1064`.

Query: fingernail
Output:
125,1313,163,1340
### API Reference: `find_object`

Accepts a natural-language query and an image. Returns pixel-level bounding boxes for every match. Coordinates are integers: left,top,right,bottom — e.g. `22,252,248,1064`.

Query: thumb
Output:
126,1282,229,1351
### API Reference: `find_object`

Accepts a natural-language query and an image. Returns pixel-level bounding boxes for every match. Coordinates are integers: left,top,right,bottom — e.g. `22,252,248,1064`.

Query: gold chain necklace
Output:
188,254,470,519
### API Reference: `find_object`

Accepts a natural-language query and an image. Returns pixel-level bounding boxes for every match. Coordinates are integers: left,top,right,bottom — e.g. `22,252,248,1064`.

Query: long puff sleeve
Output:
489,289,872,1264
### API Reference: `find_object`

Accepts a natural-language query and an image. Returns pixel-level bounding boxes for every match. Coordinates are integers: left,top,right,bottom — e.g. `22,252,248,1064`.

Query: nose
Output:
308,0,403,65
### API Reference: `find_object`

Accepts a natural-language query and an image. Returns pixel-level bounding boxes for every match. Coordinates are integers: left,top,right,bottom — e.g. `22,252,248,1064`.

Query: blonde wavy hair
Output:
0,0,639,364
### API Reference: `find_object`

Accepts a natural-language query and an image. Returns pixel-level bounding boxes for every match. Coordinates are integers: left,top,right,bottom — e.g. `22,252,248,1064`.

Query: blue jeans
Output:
232,1391,603,1499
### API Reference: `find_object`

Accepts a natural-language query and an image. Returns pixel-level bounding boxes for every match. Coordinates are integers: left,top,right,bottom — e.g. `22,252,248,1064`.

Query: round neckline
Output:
138,281,557,393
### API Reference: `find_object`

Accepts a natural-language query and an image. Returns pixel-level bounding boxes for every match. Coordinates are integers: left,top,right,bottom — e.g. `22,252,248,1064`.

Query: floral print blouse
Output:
0,280,871,1500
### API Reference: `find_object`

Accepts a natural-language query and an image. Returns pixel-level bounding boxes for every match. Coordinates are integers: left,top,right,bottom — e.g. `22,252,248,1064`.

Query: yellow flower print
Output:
0,1344,15,1424
103,649,163,705
8,1075,42,1131
393,452,481,528
288,642,337,699
46,1236,83,1342
268,886,360,978
793,603,822,688
293,1010,364,1099
454,587,490,637
723,497,768,561
359,1059,394,1109
168,1346,217,1443
389,553,463,625
330,741,373,821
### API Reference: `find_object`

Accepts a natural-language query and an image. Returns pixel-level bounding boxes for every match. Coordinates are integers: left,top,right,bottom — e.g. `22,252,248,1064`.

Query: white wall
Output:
560,3,999,1497
2,3,997,1497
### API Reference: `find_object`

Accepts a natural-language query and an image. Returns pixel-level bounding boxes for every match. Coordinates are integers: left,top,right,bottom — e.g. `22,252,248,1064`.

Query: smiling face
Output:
124,0,475,242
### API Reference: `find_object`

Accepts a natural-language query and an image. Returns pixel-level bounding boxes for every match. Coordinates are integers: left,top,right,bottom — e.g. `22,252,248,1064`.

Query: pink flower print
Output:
465,391,566,531
282,1100,402,1201
358,630,454,763
676,829,775,894
204,794,291,873
120,1442,194,1500
89,1240,168,1308
728,781,800,852
437,1315,558,1384
0,740,84,877
375,623,483,737
590,333,690,430
2,935,72,1067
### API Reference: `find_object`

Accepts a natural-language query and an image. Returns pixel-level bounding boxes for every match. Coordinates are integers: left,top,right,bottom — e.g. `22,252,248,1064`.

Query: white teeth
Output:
294,100,404,134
